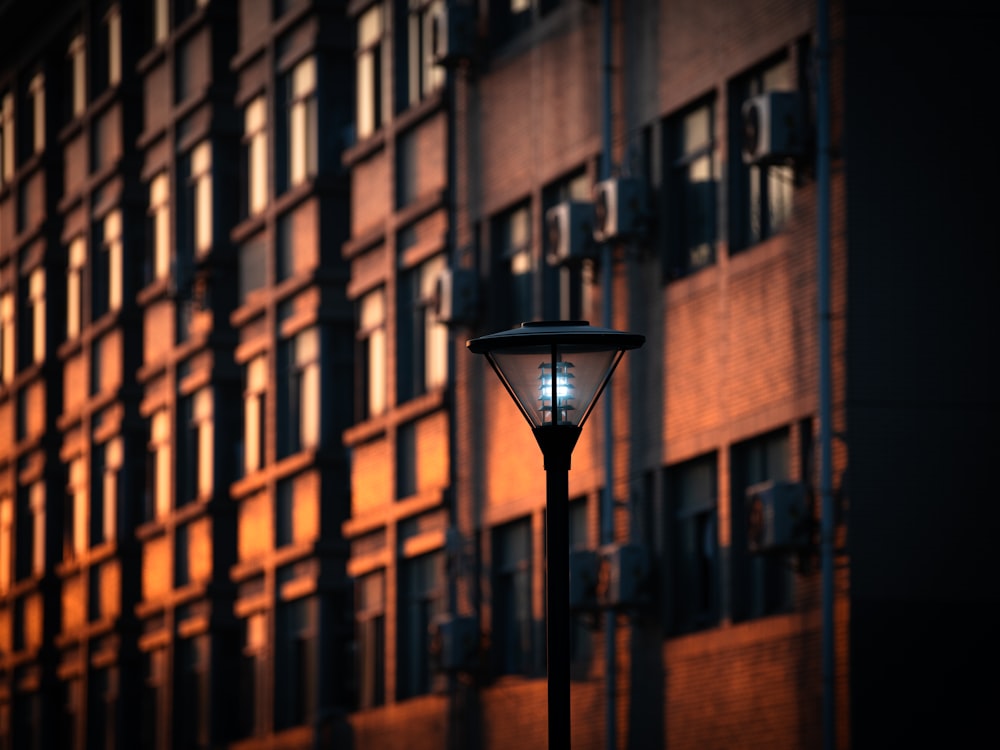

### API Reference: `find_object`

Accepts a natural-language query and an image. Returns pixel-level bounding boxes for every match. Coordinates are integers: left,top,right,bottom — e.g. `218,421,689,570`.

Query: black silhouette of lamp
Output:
467,320,644,749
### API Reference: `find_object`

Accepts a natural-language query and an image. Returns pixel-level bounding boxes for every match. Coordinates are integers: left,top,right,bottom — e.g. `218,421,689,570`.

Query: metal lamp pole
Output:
535,423,580,748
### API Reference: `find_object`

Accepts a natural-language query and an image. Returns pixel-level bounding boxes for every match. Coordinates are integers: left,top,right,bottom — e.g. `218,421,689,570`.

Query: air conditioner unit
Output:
745,479,809,554
545,200,595,266
434,266,477,326
741,91,803,165
569,549,599,612
429,614,479,672
596,543,650,610
429,0,477,67
592,177,647,243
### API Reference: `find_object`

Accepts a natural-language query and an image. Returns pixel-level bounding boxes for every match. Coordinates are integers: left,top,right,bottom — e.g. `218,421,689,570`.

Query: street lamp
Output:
467,320,644,749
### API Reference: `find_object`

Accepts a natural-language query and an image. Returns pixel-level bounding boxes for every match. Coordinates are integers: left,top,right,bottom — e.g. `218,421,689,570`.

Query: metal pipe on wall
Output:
600,3,616,750
815,0,835,748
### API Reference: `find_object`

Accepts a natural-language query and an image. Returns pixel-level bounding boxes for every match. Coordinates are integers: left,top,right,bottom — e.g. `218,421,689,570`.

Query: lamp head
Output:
467,321,645,432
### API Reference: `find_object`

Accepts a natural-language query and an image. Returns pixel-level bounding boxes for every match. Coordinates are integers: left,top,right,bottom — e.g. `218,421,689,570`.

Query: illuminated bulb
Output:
538,361,576,424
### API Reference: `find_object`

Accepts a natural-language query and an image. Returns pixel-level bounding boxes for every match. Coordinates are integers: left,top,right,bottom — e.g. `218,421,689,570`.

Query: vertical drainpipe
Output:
816,0,835,748
600,3,616,750
445,55,461,750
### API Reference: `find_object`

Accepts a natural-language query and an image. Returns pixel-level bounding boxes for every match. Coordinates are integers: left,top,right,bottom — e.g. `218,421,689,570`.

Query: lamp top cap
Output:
466,320,645,354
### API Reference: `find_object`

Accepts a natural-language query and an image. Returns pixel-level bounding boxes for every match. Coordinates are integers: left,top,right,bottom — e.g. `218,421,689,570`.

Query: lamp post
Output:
467,320,644,749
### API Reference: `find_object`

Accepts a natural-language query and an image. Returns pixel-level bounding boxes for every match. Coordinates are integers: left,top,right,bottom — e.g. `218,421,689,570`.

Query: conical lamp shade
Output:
467,321,645,430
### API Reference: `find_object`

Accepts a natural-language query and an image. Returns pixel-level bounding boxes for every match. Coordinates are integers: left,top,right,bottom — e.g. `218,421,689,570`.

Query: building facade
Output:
0,1,356,748
1,1,996,749
340,1,996,749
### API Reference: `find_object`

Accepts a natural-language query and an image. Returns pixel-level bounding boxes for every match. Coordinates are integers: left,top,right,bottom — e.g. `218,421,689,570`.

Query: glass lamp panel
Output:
489,346,622,429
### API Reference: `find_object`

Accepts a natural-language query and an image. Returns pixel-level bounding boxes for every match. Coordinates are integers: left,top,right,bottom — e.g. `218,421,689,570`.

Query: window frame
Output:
728,54,799,253
66,236,86,340
729,427,794,622
242,355,268,475
0,90,14,186
404,0,444,109
356,287,387,421
491,201,534,329
1,286,16,384
664,97,718,276
357,570,386,708
492,517,535,676
147,172,171,285
665,453,720,635
285,57,318,189
67,32,87,120
242,95,268,218
65,455,88,560
397,253,448,403
356,3,386,140
397,551,444,699
277,328,321,458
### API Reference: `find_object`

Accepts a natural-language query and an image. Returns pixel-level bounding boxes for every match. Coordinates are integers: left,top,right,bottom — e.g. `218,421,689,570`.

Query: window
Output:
67,33,87,120
0,496,12,593
0,91,13,186
178,388,212,504
398,552,443,699
140,648,167,750
357,570,386,708
145,409,171,520
243,356,267,474
277,328,320,457
179,141,212,262
275,597,317,729
151,0,169,46
174,635,209,748
93,210,123,320
406,1,444,107
66,237,86,339
356,4,385,140
398,254,447,402
95,7,122,93
665,99,717,275
494,518,534,676
238,613,267,738
730,56,797,251
91,438,120,547
541,171,589,320
15,481,45,579
0,288,14,384
25,72,45,158
22,267,45,367
242,96,268,217
146,173,171,285
493,202,533,328
356,287,387,420
730,428,792,621
666,454,719,634
283,57,317,190
65,457,88,560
